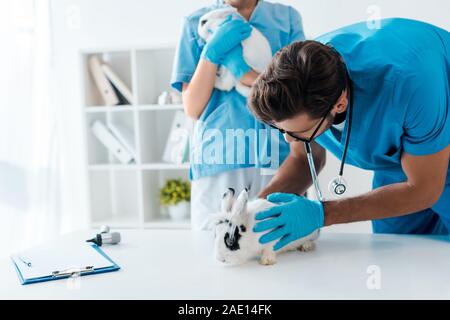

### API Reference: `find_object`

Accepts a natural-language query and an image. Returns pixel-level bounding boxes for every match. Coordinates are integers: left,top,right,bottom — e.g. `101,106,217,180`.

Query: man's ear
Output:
333,89,348,114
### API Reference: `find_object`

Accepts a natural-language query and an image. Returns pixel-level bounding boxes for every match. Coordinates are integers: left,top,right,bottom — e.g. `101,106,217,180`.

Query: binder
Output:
91,120,135,164
162,111,190,164
101,63,134,105
11,242,120,285
88,55,120,106
108,121,136,159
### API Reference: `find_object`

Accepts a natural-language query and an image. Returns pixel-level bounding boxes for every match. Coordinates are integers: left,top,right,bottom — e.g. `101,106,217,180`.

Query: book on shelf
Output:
89,56,119,106
108,121,136,159
162,111,190,164
91,120,135,164
88,55,133,106
101,63,134,105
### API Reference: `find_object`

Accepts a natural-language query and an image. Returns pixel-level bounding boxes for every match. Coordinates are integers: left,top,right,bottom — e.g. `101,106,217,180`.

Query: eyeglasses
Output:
266,108,332,143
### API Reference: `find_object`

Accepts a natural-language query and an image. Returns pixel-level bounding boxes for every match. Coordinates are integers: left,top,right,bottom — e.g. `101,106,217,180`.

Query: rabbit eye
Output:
224,227,241,251
200,19,207,26
216,220,229,226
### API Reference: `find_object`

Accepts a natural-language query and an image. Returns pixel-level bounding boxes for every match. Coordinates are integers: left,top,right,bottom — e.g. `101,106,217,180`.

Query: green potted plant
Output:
160,178,191,221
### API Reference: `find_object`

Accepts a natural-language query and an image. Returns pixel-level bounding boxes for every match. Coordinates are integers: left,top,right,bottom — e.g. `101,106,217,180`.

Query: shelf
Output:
137,104,183,111
85,104,184,113
141,163,190,170
83,47,191,230
85,106,135,113
89,164,138,171
88,163,189,171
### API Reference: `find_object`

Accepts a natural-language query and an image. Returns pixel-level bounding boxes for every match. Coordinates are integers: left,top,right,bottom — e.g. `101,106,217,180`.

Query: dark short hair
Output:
248,40,348,123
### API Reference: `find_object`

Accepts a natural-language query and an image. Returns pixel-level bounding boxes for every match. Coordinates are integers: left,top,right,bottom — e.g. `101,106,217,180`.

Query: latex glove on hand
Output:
253,193,325,251
201,16,252,65
221,44,251,80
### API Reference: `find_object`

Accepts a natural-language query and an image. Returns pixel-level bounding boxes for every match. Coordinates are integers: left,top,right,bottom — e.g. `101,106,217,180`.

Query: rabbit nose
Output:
216,254,226,263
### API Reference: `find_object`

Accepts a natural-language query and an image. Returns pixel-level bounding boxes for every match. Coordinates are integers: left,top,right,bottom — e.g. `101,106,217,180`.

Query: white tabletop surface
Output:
1,230,450,299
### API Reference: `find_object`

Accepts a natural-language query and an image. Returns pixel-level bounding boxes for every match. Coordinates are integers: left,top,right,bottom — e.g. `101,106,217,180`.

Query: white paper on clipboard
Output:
11,242,114,280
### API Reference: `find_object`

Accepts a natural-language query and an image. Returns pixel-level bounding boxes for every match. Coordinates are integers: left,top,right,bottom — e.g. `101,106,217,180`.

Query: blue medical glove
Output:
201,16,252,65
253,193,324,251
221,44,251,80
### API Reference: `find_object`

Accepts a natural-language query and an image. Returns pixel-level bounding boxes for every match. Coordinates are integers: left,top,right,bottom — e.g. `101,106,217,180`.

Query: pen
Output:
17,256,32,267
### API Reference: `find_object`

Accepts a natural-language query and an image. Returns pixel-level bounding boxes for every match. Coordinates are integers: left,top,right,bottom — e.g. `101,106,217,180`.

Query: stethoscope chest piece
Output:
328,176,348,196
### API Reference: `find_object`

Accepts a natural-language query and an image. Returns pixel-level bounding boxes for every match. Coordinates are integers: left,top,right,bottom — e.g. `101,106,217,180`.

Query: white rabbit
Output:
205,188,320,266
197,7,273,97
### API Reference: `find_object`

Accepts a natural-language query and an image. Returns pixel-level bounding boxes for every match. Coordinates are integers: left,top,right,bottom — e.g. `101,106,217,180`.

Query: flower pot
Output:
167,201,189,221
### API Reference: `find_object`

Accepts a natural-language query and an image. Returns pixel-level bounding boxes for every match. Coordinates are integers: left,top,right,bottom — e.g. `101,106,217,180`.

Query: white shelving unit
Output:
80,47,191,229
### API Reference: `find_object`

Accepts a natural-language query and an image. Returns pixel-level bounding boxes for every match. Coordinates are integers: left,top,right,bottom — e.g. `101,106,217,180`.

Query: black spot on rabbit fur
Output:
224,227,241,251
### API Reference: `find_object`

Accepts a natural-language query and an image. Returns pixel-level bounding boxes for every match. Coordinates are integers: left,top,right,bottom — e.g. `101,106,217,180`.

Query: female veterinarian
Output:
171,0,305,229
249,18,450,250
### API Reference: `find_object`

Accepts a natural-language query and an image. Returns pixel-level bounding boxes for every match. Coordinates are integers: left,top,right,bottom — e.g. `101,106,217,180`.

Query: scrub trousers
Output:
190,167,274,230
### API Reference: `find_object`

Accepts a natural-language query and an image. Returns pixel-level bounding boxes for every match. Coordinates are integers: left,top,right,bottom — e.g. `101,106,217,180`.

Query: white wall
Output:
50,0,450,233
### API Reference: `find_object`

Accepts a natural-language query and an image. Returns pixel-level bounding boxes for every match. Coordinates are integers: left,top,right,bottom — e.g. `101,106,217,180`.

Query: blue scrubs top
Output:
171,0,305,180
315,18,450,233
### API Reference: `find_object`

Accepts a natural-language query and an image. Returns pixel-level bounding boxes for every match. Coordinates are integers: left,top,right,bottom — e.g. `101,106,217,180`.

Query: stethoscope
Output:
305,76,354,201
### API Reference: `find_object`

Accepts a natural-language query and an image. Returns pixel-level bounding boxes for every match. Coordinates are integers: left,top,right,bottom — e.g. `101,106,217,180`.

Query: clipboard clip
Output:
52,266,94,278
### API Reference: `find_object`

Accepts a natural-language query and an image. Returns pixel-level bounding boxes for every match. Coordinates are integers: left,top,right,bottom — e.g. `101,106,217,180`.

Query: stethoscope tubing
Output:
305,73,353,201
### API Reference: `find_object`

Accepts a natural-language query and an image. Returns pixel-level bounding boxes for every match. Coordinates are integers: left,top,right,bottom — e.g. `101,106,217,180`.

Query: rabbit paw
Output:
259,250,277,266
297,241,316,252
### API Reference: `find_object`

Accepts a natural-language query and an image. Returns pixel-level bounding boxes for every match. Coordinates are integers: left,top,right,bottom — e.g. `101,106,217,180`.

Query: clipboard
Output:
11,242,120,285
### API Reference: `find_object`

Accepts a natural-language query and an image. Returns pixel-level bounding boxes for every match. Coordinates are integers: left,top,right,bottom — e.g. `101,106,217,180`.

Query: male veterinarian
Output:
249,18,450,250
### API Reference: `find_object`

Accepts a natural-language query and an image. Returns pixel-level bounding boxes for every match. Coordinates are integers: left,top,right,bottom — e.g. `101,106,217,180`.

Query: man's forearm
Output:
323,181,438,226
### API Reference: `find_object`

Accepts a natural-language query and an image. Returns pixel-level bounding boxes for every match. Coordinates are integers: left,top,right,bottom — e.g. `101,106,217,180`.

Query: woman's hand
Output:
201,16,252,65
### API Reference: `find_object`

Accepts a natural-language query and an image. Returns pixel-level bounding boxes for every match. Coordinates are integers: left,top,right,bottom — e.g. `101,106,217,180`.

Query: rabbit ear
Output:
231,189,249,218
221,188,235,213
201,211,228,230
